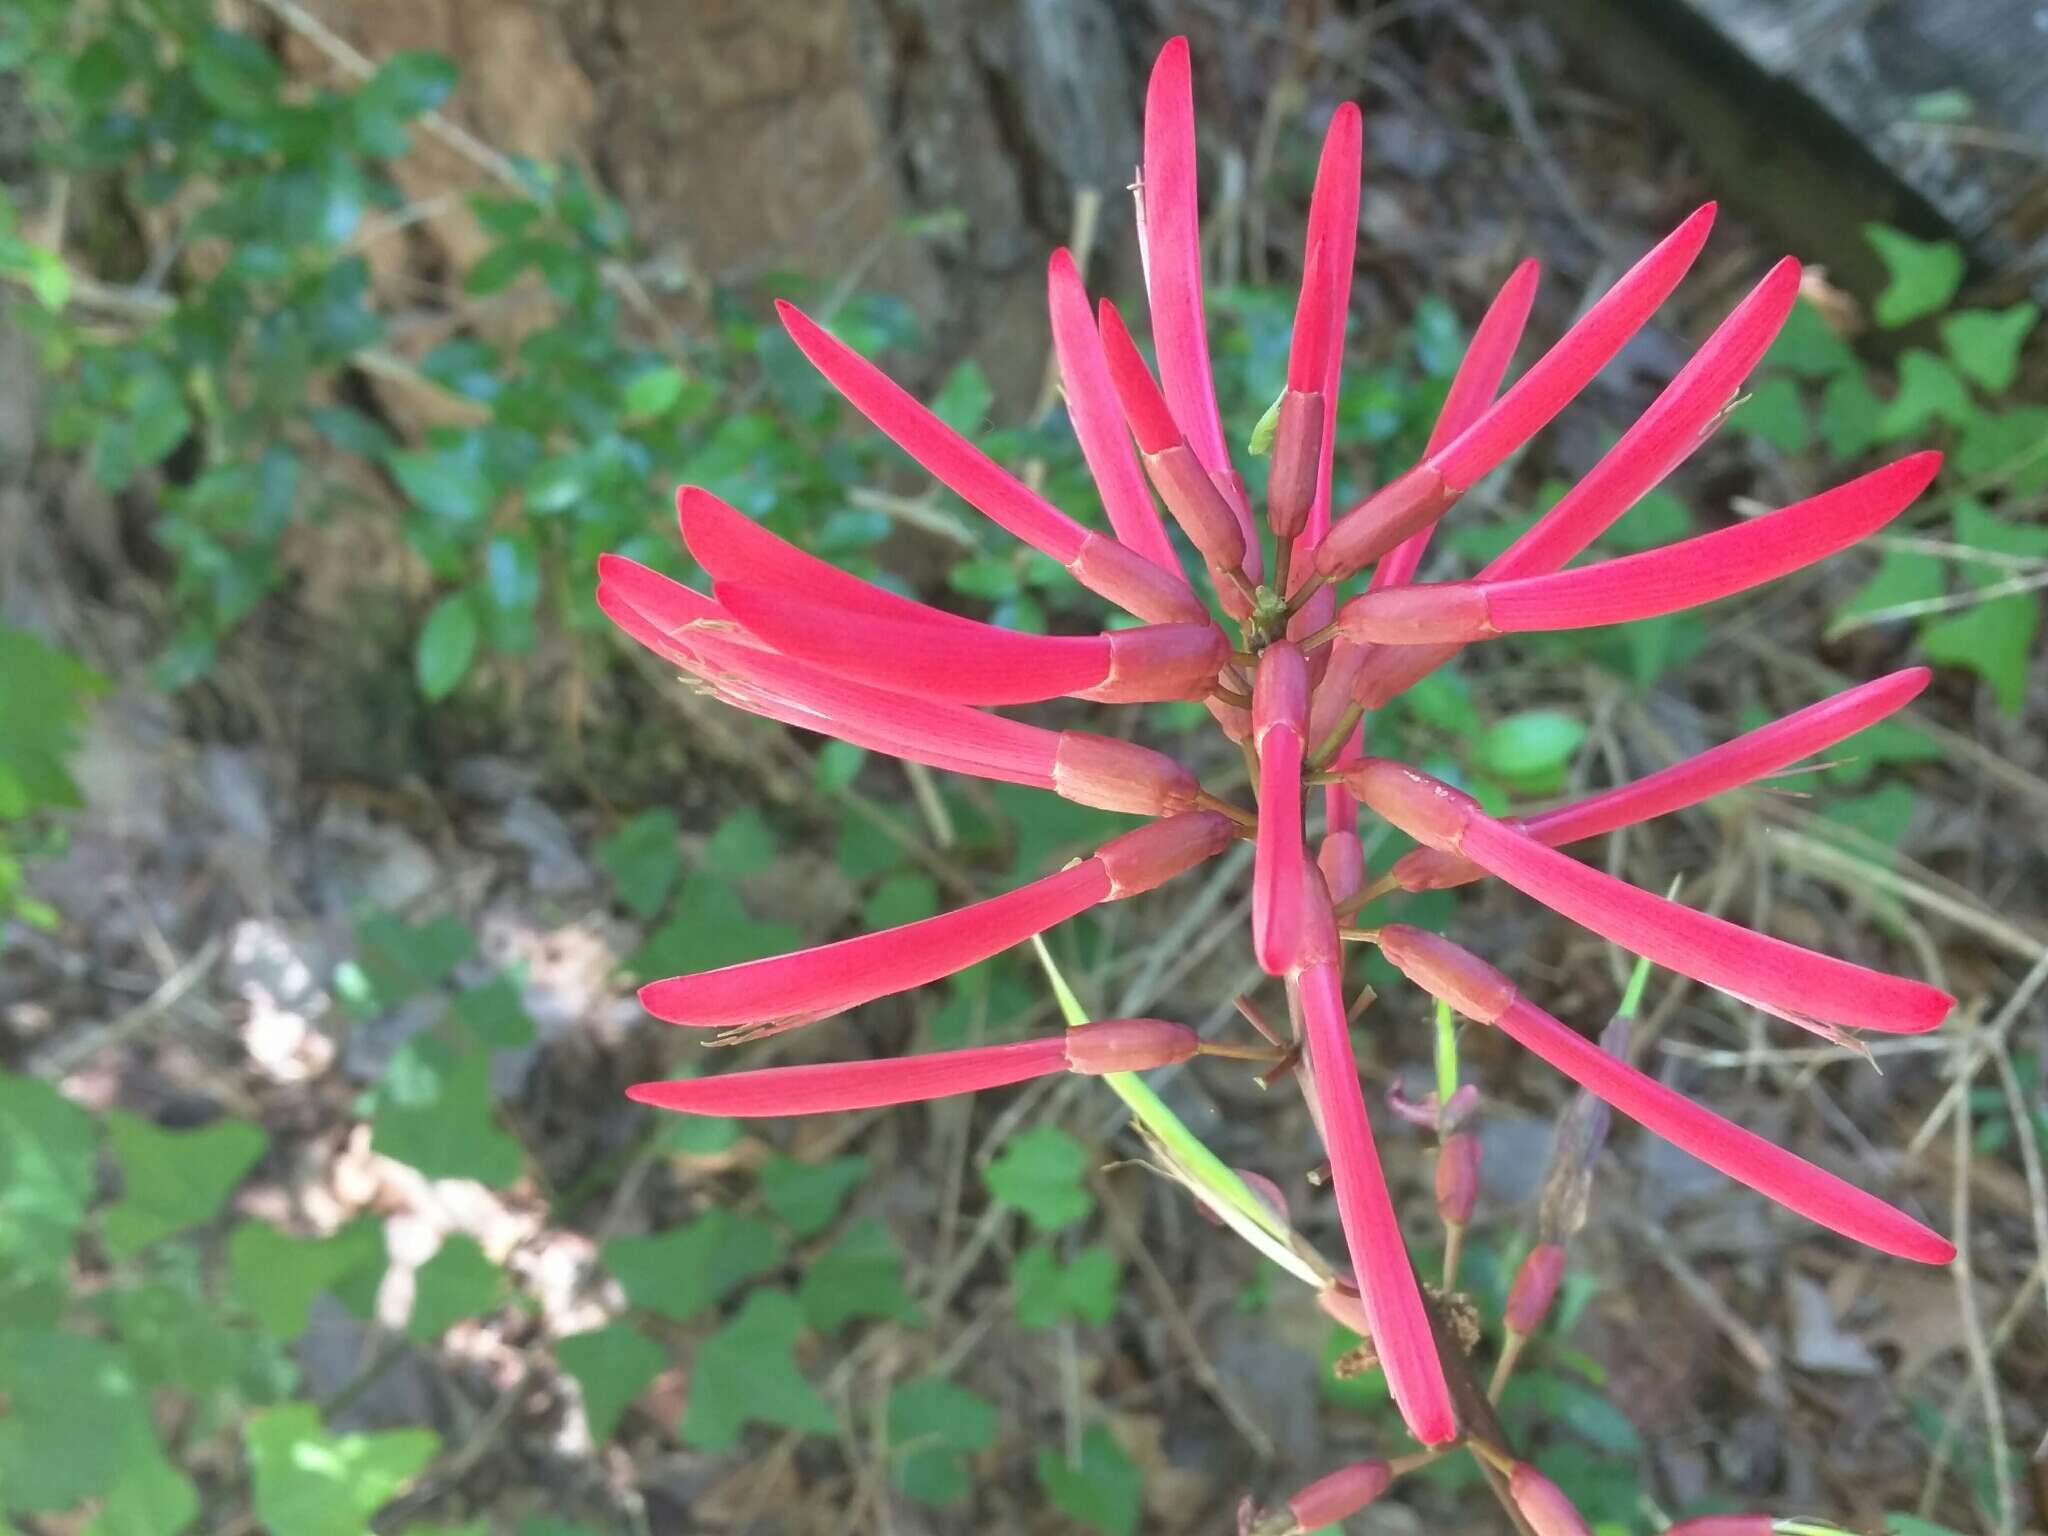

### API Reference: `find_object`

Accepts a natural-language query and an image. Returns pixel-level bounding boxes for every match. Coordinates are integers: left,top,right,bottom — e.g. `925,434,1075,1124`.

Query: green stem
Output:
1434,998,1459,1108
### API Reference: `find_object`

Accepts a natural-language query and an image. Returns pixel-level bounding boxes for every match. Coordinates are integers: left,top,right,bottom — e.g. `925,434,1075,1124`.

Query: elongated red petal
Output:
1282,101,1362,552
1095,298,1182,455
1352,760,1954,1037
1431,204,1717,491
1048,250,1181,571
1252,644,1310,974
1339,453,1941,643
628,1036,1071,1115
1316,206,1716,582
1488,256,1802,580
641,857,1112,1031
1391,669,1930,891
600,556,1059,786
1141,37,1232,479
718,584,1224,706
640,816,1226,1038
1371,258,1540,590
1491,993,1953,1262
676,486,927,624
776,300,1204,625
1298,956,1457,1445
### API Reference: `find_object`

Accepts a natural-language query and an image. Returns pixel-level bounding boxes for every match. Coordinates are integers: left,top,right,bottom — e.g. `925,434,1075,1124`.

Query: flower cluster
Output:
598,37,1954,1457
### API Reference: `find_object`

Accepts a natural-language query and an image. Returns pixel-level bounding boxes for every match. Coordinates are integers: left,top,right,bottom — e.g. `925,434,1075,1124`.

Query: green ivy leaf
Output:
0,1331,159,1513
1012,1240,1119,1327
190,26,282,118
1954,405,2048,491
1825,716,1943,787
344,912,475,1015
985,1124,1093,1232
390,448,494,525
1762,299,1859,378
798,1217,919,1332
758,1154,868,1238
227,1217,388,1339
1921,591,2038,714
1865,225,1964,328
101,1111,267,1257
0,1070,98,1285
602,1208,786,1321
621,364,687,418
886,1378,999,1507
1939,303,2037,395
1877,349,1975,438
244,1404,438,1536
595,808,683,920
705,807,779,874
415,593,480,701
1736,374,1811,454
407,1235,502,1341
1818,368,1884,457
83,1445,200,1536
1034,1423,1141,1536
1832,545,1944,633
860,871,938,929
372,1036,524,1186
1820,782,1918,854
930,361,993,438
449,974,536,1050
1474,710,1586,795
1596,488,1689,554
813,740,867,793
626,872,799,980
557,1323,667,1443
679,1289,836,1450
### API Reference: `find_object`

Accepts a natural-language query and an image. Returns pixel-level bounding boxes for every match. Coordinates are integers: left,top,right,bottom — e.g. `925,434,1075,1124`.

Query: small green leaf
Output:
622,364,687,418
1736,375,1811,453
705,807,779,874
227,1217,388,1339
415,594,480,700
1877,349,1974,438
1034,1423,1141,1536
595,808,683,920
1865,225,1965,328
407,1235,501,1341
1474,710,1586,794
861,871,938,929
1247,391,1284,455
0,1070,98,1286
930,361,992,437
84,1445,200,1536
1820,782,1918,853
390,449,494,524
558,1323,667,1443
191,26,282,117
1596,488,1689,554
1833,545,1944,632
363,51,457,119
759,1154,868,1238
626,872,799,979
814,740,867,792
245,1403,438,1536
679,1289,836,1450
798,1217,919,1332
372,1036,524,1186
1921,589,2038,713
1763,299,1859,378
1818,369,1884,457
985,1124,1093,1232
602,1208,786,1321
1012,1240,1119,1327
349,912,476,1011
0,1331,158,1513
887,1378,999,1507
101,1111,267,1257
450,974,536,1050
1940,303,2038,395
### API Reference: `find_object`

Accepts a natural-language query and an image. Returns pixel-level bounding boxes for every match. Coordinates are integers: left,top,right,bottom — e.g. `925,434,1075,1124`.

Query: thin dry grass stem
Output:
1095,1174,1278,1459
1950,1054,2019,1535
1909,948,2048,1160
1919,1258,2048,1514
1988,1040,2048,1373
1630,1214,1782,1387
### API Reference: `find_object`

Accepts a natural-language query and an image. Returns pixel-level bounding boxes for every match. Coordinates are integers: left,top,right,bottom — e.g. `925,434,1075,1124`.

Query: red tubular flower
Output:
1662,1518,1778,1536
1350,761,1953,1040
596,33,1955,1474
1271,102,1362,552
1316,204,1717,582
1253,643,1311,973
1336,454,1940,644
1509,1462,1595,1536
1286,1462,1393,1530
627,1018,1197,1116
716,583,1228,706
1436,1132,1481,1228
1505,1242,1568,1334
1047,249,1183,573
1377,925,1954,1262
641,813,1231,1040
777,300,1207,626
1295,880,1457,1444
1390,668,1930,892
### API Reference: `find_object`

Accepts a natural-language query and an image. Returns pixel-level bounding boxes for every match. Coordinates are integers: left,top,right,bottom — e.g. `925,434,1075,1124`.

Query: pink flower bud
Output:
1063,1018,1199,1075
1508,1462,1594,1536
1662,1518,1776,1536
1379,924,1519,1024
1315,1280,1371,1338
1505,1242,1567,1335
1096,812,1234,898
1267,389,1326,540
1287,1461,1393,1530
1435,1133,1481,1227
1051,731,1200,817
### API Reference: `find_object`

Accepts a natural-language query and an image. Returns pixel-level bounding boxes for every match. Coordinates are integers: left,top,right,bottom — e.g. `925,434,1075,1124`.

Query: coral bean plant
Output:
596,36,1955,1528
